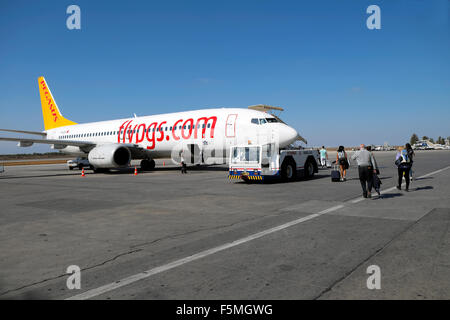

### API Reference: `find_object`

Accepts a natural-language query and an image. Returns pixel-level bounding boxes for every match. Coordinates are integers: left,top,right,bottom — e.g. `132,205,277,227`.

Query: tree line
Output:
410,134,449,145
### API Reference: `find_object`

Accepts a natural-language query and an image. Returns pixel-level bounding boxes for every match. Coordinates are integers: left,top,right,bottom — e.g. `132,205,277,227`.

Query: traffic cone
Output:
134,166,138,175
81,168,85,177
163,161,165,166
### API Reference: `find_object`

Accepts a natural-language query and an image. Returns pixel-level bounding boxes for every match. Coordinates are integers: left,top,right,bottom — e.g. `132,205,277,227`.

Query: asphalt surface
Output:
0,150,449,300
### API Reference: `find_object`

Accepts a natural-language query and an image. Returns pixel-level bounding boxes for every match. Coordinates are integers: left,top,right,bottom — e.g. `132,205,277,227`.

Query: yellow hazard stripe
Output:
228,175,262,180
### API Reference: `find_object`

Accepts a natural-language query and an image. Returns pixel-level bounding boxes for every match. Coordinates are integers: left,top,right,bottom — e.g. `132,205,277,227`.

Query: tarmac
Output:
0,150,449,299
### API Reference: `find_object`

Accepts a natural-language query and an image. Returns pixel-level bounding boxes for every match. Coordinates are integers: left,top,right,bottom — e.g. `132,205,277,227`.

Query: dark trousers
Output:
181,162,187,174
398,167,411,189
358,166,373,195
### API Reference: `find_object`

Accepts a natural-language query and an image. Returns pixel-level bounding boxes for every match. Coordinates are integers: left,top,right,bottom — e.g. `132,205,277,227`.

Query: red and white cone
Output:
81,168,85,177
134,166,138,175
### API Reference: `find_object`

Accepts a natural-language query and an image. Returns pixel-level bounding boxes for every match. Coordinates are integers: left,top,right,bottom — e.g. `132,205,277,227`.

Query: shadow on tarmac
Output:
414,186,434,191
378,192,403,199
232,174,330,185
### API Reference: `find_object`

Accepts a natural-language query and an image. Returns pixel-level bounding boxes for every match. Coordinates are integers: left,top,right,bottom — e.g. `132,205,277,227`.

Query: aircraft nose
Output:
280,125,298,146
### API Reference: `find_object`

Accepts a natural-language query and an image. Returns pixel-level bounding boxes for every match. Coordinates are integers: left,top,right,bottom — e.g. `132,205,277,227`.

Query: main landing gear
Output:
140,159,155,171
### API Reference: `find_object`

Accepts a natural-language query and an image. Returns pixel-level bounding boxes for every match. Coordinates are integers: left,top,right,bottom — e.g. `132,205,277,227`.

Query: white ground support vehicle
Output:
229,144,319,182
0,164,4,173
67,157,90,170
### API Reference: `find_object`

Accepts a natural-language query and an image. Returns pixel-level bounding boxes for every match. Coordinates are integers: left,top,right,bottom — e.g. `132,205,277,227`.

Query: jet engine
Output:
88,144,131,168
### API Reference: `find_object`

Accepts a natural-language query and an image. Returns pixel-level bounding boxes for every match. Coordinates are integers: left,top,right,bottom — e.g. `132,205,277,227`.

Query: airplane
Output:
413,140,445,150
0,77,301,172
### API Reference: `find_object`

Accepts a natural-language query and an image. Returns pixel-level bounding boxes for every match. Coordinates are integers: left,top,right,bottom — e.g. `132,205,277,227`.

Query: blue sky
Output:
0,0,449,154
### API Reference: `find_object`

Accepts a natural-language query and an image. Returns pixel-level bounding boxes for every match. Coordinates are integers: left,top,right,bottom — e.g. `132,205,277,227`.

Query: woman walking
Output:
336,145,349,181
395,147,412,191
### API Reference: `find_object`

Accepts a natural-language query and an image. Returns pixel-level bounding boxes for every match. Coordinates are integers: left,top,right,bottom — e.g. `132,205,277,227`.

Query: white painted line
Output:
67,204,344,300
66,165,450,300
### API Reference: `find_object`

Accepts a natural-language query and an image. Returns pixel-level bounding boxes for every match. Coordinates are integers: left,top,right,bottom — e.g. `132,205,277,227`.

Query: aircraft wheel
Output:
140,159,155,171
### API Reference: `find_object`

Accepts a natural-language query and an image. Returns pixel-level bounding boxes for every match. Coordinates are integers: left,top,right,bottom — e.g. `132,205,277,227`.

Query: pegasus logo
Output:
40,80,58,122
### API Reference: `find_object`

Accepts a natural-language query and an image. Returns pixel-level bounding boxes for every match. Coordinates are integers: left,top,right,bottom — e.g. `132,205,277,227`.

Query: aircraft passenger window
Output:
170,126,172,131
251,118,259,125
207,123,211,128
202,124,205,128
259,119,267,124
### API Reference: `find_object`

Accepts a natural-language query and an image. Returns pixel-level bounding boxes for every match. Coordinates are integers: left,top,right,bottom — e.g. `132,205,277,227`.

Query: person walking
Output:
351,144,378,198
319,146,328,168
180,150,187,174
366,146,381,196
336,145,349,181
396,147,412,191
405,143,415,181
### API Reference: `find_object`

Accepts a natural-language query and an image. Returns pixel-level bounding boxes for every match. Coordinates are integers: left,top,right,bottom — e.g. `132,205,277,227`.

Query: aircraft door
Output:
225,114,237,138
186,143,202,164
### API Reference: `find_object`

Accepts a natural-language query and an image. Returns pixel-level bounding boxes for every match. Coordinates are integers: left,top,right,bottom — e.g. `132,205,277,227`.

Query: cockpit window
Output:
252,118,278,124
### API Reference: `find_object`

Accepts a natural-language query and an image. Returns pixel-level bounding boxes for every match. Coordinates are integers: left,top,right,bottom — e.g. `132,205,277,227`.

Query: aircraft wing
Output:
0,136,95,148
0,128,47,136
0,136,146,154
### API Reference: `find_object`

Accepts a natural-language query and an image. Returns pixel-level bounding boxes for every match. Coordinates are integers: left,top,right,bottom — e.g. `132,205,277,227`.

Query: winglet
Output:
38,77,77,131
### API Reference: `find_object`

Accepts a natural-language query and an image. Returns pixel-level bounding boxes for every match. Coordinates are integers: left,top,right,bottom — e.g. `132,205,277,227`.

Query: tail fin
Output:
38,76,77,131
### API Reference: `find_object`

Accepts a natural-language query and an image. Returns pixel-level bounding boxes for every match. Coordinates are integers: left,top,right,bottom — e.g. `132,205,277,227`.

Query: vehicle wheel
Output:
69,167,73,171
304,160,315,179
78,164,83,170
281,158,297,182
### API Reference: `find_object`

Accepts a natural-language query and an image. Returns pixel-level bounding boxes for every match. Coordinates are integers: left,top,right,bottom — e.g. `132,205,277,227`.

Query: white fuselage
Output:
46,108,299,159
